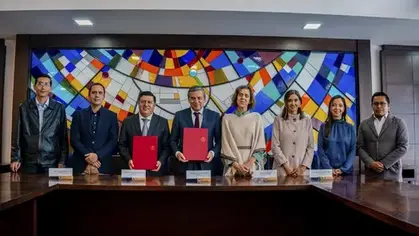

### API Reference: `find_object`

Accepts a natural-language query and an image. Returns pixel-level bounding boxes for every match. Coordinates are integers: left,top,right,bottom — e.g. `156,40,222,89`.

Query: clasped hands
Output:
369,161,384,173
231,157,256,176
84,153,100,175
332,169,343,176
284,165,307,178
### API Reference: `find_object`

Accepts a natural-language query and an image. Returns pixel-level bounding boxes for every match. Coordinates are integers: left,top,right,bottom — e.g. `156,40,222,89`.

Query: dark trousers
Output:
22,164,52,174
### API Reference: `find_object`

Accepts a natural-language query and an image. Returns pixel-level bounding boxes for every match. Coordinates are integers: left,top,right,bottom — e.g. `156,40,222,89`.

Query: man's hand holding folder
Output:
180,128,213,162
129,159,161,171
176,151,213,163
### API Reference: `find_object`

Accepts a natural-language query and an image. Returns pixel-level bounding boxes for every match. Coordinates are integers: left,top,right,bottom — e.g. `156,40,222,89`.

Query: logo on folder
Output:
150,146,155,151
200,137,206,142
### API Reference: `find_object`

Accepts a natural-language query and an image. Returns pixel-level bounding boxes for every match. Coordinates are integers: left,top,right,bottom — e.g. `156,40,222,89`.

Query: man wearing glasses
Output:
357,92,408,181
10,74,69,173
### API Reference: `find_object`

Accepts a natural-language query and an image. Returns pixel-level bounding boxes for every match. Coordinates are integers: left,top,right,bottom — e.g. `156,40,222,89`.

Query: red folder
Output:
183,128,208,161
132,136,158,170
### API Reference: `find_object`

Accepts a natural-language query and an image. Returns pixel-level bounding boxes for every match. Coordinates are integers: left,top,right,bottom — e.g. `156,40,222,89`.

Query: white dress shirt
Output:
35,97,50,132
374,113,388,135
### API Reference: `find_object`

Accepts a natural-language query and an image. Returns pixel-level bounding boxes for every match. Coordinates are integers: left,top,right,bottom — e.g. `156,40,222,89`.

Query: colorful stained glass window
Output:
30,49,358,153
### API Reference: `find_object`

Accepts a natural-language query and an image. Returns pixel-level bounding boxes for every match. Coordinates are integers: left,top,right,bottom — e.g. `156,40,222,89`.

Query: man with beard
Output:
70,83,118,174
119,91,170,176
11,74,68,173
358,92,409,181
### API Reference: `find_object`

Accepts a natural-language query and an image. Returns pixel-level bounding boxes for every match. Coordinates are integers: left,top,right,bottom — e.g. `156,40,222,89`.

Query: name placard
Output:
186,170,211,183
48,168,73,179
310,169,333,179
121,169,146,181
252,170,277,181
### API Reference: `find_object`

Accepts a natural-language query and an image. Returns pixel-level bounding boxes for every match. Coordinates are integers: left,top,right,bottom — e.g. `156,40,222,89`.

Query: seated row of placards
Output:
49,168,334,181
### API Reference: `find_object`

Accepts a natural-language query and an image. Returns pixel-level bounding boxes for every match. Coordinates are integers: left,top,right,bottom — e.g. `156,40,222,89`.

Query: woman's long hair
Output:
324,95,347,138
281,90,304,120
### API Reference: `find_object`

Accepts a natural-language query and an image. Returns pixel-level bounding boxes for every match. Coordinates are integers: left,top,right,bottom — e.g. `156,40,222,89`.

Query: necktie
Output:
142,118,149,136
194,112,200,128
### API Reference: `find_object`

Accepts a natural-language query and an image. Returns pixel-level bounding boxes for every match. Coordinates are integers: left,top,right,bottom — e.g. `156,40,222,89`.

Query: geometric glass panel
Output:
30,50,358,154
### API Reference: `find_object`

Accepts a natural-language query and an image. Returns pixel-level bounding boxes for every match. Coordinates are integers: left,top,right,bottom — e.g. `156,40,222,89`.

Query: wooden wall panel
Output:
0,39,5,161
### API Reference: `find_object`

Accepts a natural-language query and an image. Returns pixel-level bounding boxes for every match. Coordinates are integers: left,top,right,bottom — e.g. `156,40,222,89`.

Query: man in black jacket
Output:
10,74,69,173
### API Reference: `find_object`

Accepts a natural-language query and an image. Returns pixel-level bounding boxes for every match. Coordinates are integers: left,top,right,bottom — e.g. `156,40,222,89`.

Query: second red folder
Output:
183,128,208,161
132,136,158,170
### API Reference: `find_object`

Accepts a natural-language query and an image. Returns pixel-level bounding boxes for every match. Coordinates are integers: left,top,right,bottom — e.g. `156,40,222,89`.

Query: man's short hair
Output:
139,91,156,103
187,86,206,99
35,74,52,87
89,83,106,95
371,92,390,104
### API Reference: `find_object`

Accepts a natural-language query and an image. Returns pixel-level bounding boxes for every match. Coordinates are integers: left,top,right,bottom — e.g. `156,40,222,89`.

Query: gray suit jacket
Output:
357,114,408,180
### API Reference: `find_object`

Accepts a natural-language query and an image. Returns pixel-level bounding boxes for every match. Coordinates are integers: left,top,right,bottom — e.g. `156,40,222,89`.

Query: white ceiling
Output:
2,0,419,20
1,10,419,45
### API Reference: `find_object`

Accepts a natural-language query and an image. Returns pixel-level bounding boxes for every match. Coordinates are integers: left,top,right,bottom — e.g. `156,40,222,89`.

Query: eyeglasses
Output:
373,102,387,107
36,82,51,88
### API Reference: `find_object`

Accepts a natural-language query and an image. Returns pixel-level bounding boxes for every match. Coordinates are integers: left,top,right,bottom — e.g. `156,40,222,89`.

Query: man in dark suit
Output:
118,91,171,176
70,83,118,174
170,86,222,175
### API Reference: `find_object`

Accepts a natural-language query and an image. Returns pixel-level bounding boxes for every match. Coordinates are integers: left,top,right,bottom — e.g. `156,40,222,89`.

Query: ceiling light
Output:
74,19,94,26
303,23,321,30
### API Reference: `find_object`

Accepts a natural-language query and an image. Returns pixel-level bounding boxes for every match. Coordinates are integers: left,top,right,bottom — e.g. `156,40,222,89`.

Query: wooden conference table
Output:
0,173,418,236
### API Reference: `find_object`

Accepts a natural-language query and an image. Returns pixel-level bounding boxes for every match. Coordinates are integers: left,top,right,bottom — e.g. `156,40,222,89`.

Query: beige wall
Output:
371,44,382,93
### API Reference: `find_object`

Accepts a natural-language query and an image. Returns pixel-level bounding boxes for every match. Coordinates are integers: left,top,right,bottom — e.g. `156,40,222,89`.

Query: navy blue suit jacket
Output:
170,108,222,175
69,107,118,174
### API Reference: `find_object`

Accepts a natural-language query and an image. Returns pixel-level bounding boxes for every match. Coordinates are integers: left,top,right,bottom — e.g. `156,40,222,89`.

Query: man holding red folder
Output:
170,86,222,175
119,91,171,176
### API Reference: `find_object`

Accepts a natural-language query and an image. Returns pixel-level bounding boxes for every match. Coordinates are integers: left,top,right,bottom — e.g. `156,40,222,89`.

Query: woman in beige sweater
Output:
272,90,314,176
221,85,266,176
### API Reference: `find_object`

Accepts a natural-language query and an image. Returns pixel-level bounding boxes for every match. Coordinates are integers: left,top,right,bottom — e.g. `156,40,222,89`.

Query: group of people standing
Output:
10,75,409,181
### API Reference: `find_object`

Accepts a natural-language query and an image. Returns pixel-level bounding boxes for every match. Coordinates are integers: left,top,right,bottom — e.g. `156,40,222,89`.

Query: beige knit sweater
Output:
221,112,266,176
